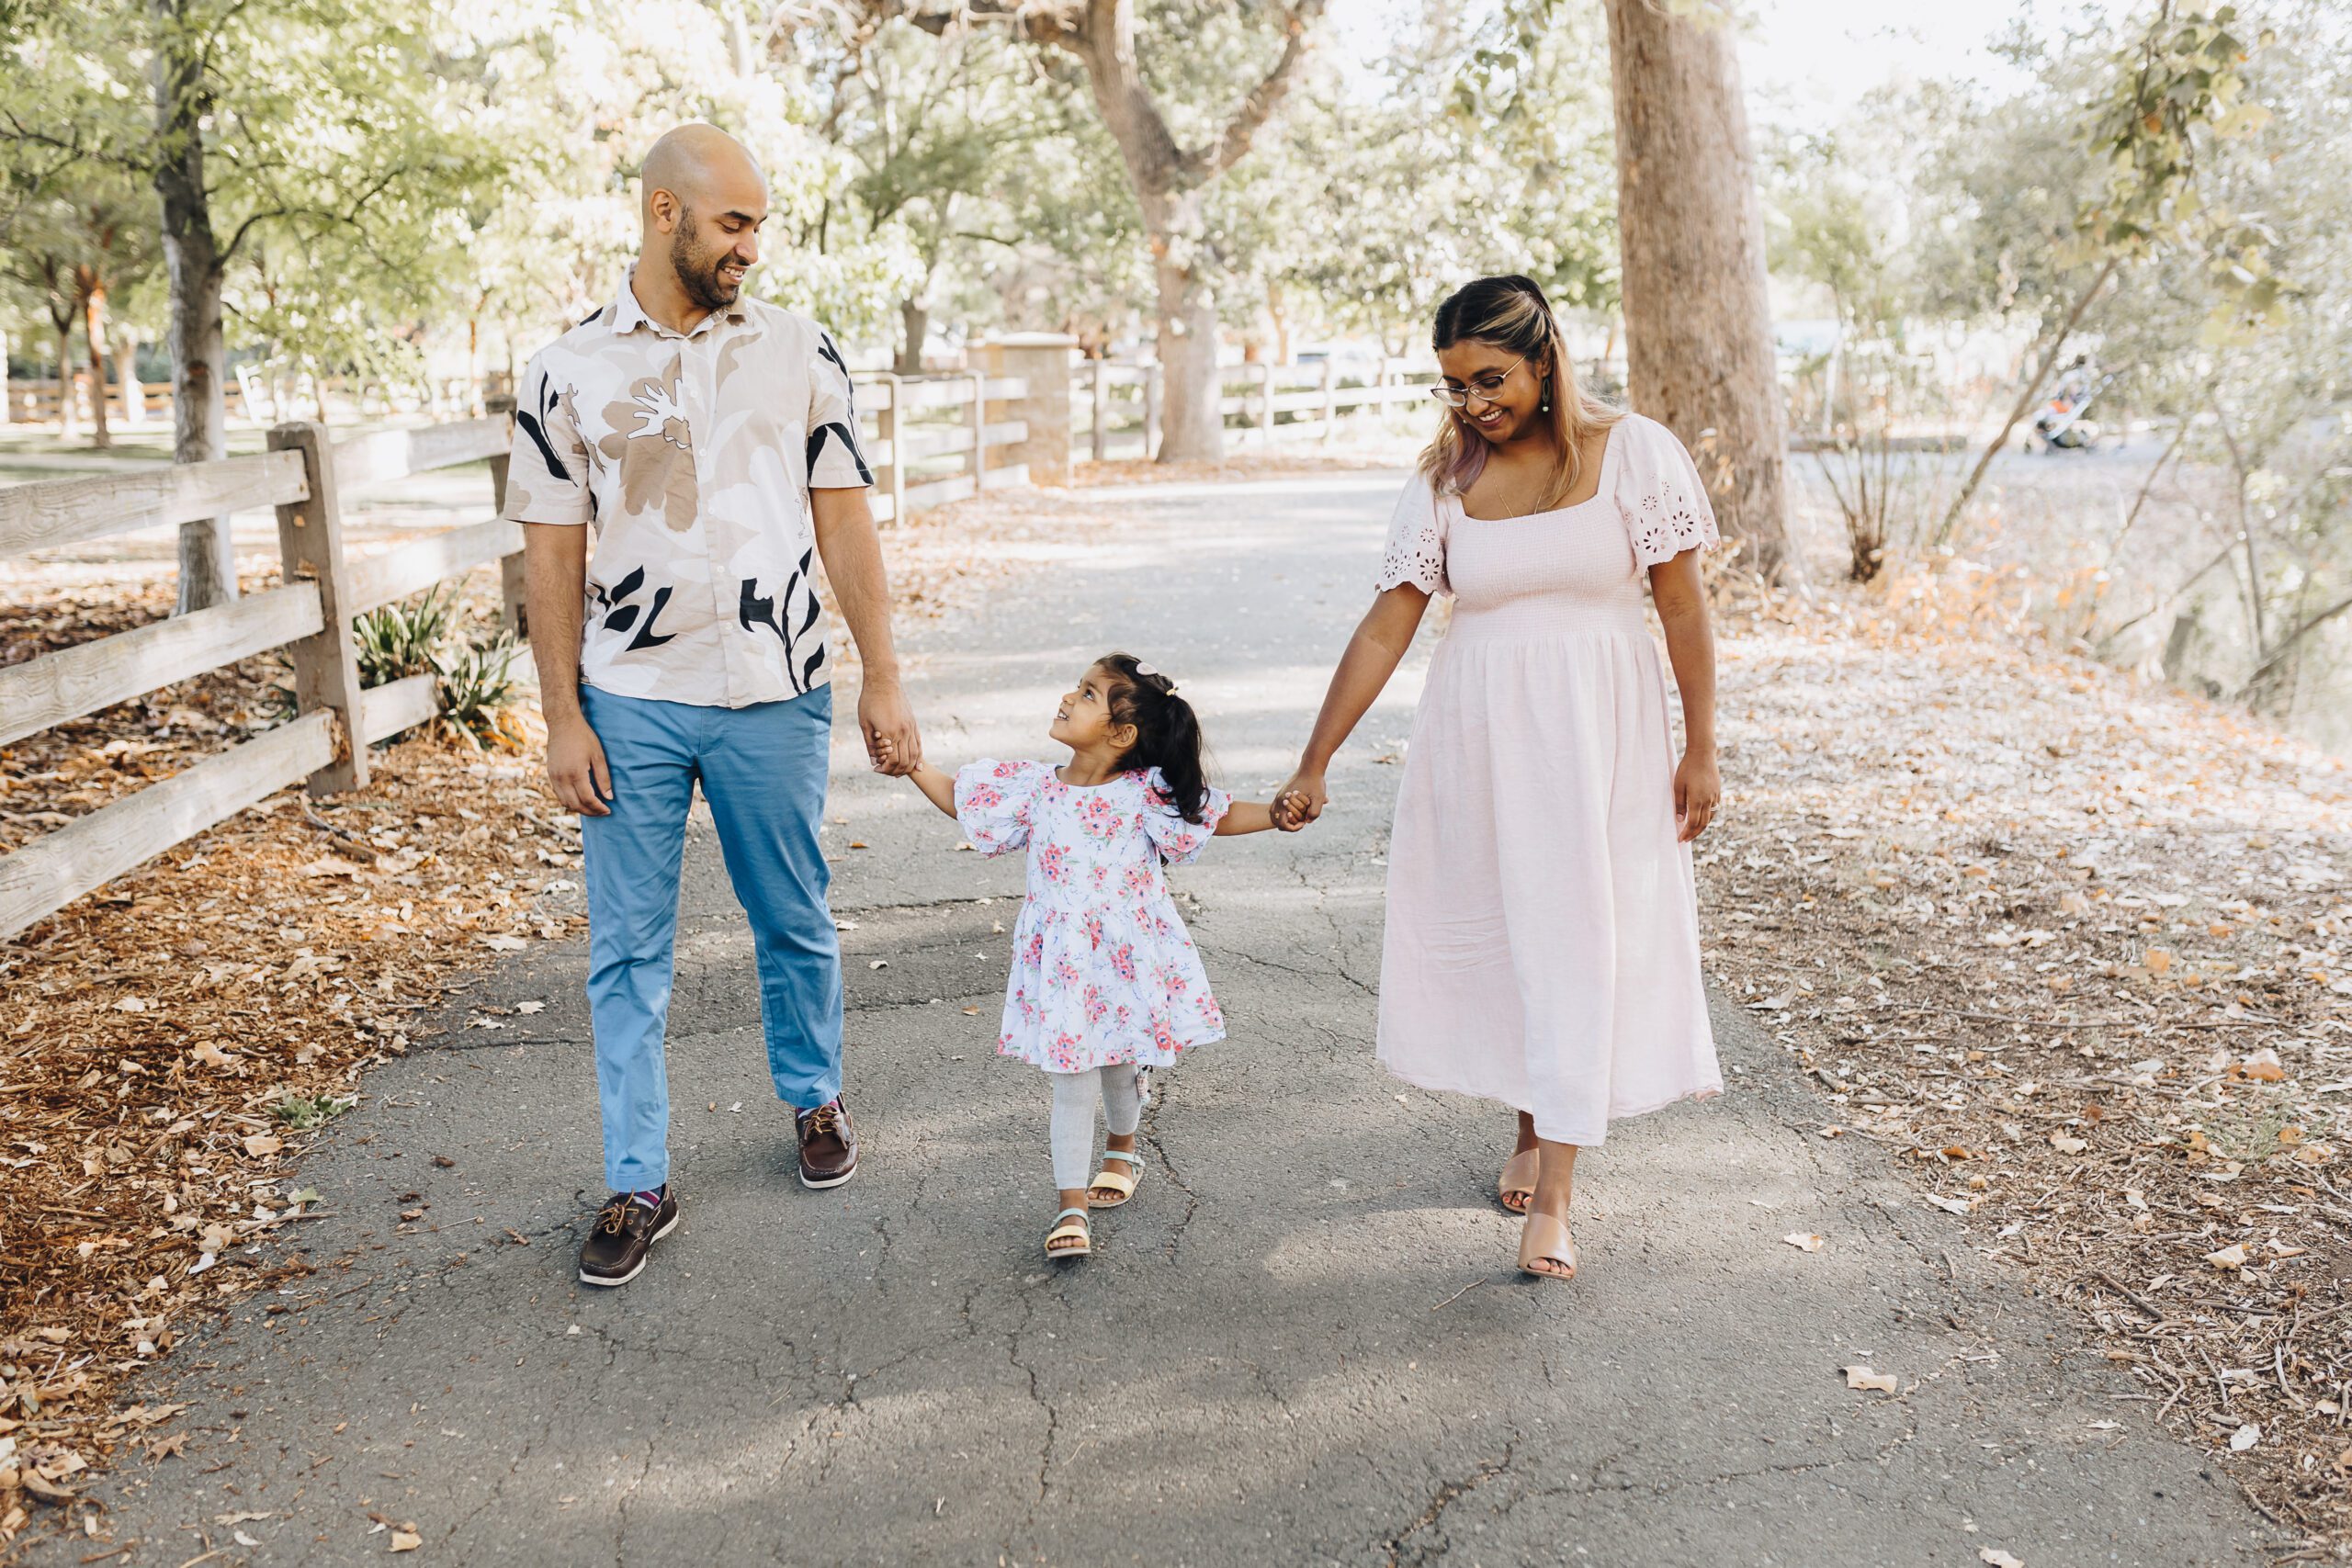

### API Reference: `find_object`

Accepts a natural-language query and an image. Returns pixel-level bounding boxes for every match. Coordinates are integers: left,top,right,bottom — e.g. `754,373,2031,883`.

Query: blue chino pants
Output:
577,683,842,1192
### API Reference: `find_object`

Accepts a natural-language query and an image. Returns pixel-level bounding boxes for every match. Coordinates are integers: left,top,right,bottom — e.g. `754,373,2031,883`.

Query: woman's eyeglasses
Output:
1429,354,1526,411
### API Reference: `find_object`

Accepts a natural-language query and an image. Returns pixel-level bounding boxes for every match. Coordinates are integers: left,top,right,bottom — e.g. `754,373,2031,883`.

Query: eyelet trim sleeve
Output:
1139,769,1232,866
1374,474,1450,595
1617,415,1722,569
953,759,1051,856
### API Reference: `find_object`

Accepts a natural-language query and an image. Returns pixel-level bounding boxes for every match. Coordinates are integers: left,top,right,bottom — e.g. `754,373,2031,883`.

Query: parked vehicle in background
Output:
2028,357,2111,453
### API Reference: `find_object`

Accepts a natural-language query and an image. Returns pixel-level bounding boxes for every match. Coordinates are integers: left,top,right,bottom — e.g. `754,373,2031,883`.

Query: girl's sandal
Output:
1498,1148,1540,1214
1518,1213,1577,1281
1088,1148,1145,1209
1046,1206,1091,1258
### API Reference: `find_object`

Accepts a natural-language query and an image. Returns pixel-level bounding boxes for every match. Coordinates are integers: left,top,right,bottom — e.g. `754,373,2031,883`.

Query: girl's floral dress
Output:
953,761,1231,1072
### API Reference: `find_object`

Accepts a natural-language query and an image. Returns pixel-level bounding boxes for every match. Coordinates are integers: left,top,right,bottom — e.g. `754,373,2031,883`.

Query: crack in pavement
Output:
1381,1441,1517,1567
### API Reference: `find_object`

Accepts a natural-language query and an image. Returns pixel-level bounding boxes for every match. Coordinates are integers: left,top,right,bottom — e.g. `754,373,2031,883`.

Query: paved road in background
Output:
60,473,2274,1565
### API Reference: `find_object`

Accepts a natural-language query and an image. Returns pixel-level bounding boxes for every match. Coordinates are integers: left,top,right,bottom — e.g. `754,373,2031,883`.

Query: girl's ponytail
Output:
1097,652,1211,823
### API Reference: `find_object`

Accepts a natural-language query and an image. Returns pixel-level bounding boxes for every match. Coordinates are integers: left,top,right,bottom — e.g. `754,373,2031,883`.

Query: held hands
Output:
1270,772,1328,832
1674,749,1720,842
861,680,922,777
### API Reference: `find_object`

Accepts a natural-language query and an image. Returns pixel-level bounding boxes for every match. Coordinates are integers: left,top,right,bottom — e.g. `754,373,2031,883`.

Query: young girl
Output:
892,653,1295,1258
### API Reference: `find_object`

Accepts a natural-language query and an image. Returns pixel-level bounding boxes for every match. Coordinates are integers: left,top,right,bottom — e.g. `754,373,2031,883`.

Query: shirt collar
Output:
609,275,747,339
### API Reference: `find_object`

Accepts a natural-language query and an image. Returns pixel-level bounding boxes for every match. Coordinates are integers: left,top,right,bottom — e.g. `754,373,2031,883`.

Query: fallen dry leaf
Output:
1782,1233,1826,1252
390,1525,423,1551
1978,1551,2026,1568
1843,1365,1899,1394
2206,1243,2249,1270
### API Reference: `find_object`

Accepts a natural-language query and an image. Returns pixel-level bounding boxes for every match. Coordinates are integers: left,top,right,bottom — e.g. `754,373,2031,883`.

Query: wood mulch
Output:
1698,559,2352,1552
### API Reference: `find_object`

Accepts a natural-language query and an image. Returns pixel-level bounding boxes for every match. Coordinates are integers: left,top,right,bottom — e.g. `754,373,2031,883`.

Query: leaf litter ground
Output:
1701,560,2352,1554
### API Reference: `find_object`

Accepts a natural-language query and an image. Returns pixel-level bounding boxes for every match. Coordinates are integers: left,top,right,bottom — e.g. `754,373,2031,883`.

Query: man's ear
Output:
648,186,682,234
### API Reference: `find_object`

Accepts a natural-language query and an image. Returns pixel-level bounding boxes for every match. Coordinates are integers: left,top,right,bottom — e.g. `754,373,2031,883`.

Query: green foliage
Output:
2076,2,2286,343
352,586,458,687
273,1095,355,1129
1221,2,1618,351
435,633,524,750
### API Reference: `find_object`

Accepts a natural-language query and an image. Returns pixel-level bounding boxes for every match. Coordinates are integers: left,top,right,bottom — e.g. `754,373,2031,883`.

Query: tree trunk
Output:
83,278,112,449
54,323,79,439
1604,0,1790,581
153,3,236,612
1150,244,1222,459
897,297,929,376
1136,185,1222,463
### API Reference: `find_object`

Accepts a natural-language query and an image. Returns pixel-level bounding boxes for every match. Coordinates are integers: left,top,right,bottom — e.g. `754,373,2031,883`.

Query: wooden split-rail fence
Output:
0,371,1031,941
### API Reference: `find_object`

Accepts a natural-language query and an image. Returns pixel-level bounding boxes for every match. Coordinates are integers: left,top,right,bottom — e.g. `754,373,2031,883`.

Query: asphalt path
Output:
61,472,2276,1566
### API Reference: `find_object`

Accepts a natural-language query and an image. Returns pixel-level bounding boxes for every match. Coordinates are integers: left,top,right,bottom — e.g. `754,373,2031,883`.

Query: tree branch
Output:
1207,0,1329,176
2244,589,2352,692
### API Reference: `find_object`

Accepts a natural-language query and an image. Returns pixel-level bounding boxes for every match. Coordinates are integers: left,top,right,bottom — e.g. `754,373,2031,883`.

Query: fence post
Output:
1320,358,1338,446
1257,362,1276,446
269,421,369,794
1090,359,1109,463
484,393,526,637
1142,364,1162,461
875,373,906,524
966,372,988,492
0,326,11,425
977,334,1073,487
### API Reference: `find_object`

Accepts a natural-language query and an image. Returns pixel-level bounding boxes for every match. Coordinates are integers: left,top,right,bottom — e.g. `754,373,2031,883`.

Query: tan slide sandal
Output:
1046,1206,1091,1258
1088,1148,1144,1209
1498,1148,1540,1214
1518,1213,1577,1280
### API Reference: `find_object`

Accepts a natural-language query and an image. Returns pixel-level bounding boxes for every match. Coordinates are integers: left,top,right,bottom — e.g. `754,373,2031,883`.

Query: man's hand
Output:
860,680,922,776
546,712,613,817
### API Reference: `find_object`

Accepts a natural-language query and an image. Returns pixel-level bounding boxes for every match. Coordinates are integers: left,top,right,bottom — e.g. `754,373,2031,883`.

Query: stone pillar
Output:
978,333,1075,489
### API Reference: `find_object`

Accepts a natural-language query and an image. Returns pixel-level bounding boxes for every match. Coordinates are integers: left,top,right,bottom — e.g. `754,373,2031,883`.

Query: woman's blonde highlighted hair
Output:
1418,275,1621,511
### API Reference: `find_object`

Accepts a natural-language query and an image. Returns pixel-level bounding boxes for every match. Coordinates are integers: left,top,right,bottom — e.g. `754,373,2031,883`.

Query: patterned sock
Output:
630,1184,666,1211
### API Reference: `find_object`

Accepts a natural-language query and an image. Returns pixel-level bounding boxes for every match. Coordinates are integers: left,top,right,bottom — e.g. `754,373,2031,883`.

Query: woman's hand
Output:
1272,770,1329,830
1673,750,1720,842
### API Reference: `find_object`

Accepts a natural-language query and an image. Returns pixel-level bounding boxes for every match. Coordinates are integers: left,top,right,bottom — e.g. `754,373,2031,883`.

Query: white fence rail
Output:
1071,358,1439,461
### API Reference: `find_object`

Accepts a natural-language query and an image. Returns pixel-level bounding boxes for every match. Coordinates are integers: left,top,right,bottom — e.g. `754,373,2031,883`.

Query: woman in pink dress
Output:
1277,276,1724,1282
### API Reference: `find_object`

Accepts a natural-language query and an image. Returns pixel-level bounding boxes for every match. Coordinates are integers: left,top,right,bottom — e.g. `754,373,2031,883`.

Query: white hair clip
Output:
1133,660,1176,692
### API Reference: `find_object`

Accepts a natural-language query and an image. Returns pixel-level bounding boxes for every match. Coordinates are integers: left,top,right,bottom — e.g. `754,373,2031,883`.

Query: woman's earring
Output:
1540,380,1553,413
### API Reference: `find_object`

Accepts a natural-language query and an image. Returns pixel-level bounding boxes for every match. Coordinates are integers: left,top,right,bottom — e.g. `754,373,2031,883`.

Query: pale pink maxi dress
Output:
1374,412,1723,1145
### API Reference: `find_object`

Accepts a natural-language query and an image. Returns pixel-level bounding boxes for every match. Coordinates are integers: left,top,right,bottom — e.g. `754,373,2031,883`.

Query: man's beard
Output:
670,217,741,310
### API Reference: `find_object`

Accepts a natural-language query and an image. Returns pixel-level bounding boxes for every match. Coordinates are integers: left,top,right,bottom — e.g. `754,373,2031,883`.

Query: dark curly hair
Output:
1095,652,1210,824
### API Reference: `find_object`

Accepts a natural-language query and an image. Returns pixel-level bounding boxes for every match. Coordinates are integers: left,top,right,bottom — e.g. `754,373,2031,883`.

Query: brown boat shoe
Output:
796,1097,857,1190
578,1186,679,1288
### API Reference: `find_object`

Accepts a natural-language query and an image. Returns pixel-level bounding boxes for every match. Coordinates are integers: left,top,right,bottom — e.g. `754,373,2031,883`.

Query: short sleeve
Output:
806,327,874,490
1616,415,1721,569
1139,770,1231,866
1374,474,1449,595
954,760,1049,856
503,354,594,526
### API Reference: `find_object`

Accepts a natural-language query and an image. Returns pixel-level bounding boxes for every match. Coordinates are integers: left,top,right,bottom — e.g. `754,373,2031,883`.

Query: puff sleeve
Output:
1374,472,1450,595
1139,770,1231,866
1615,415,1722,569
954,760,1050,856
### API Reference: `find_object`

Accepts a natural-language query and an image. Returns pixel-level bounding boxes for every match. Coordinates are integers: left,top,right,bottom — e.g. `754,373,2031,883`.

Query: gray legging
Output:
1049,1066,1145,1190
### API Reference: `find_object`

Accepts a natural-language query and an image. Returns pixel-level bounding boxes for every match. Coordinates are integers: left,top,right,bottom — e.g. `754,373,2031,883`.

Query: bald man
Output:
503,124,920,1288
